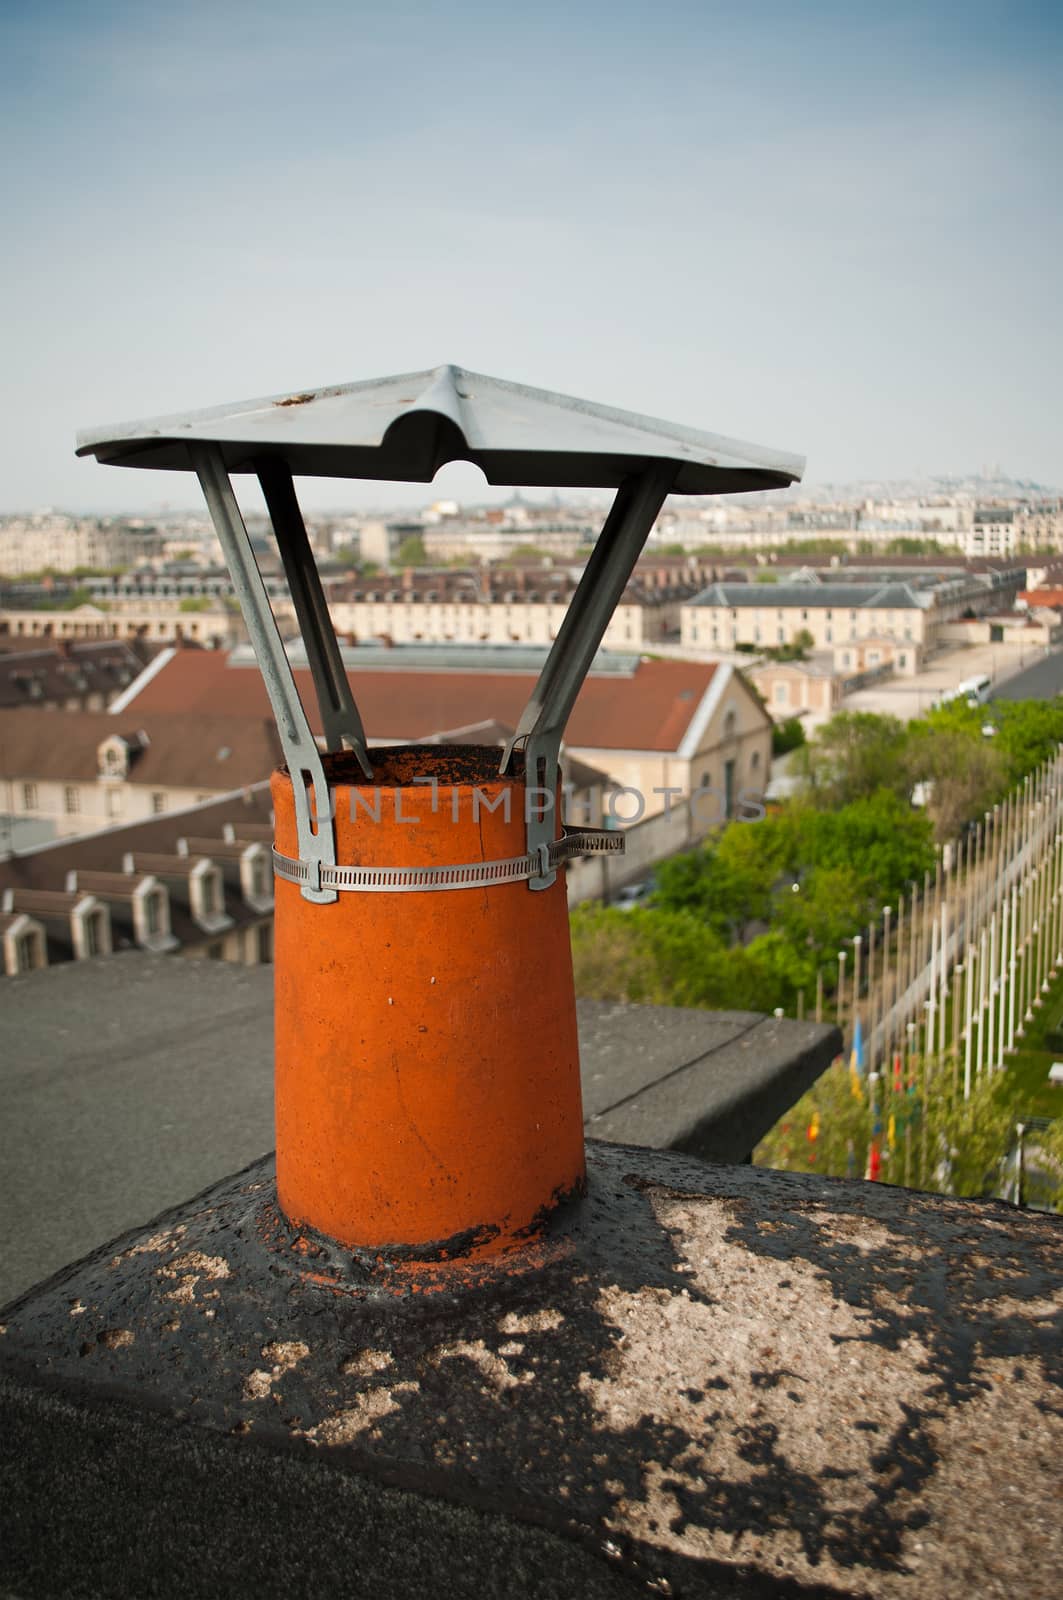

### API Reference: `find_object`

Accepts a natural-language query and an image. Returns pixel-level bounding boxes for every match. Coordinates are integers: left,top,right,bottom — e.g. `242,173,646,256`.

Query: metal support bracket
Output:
190,444,337,904
501,462,675,889
256,459,372,777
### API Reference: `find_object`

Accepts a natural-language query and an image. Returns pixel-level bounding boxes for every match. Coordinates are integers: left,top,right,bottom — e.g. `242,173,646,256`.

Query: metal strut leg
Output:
502,462,675,889
256,459,372,776
190,444,337,905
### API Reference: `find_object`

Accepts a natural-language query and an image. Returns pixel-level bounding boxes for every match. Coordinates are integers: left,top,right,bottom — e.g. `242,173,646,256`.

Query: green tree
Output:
771,717,806,757
789,792,934,906
772,864,874,972
653,816,789,940
178,596,212,613
797,711,910,808
396,535,427,565
905,724,1006,842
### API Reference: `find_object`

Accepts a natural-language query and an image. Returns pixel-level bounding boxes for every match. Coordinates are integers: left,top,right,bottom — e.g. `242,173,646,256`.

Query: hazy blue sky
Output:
2,0,1060,512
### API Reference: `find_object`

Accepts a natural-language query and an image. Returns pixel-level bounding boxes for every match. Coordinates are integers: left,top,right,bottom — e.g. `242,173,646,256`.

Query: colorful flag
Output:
851,1015,864,1075
866,1140,881,1182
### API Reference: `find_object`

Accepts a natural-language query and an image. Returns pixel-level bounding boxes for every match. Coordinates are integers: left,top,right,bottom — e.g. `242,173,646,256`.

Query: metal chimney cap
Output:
75,363,804,495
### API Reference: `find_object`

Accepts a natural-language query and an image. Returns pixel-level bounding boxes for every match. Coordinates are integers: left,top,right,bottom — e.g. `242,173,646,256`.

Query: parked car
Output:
613,878,656,911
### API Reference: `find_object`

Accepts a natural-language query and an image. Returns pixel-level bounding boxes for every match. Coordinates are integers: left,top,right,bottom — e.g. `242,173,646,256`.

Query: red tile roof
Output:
120,651,720,754
1020,589,1063,609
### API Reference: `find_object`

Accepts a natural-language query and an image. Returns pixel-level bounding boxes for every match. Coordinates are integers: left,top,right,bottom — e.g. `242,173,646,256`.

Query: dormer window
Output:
98,737,129,779
250,852,270,899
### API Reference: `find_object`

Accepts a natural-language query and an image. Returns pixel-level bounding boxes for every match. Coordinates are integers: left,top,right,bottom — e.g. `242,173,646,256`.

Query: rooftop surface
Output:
690,581,935,610
2,1139,1059,1598
0,954,838,1305
109,647,724,752
0,706,282,789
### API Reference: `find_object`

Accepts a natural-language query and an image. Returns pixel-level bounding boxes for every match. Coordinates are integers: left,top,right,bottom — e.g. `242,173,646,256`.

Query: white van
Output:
959,674,992,706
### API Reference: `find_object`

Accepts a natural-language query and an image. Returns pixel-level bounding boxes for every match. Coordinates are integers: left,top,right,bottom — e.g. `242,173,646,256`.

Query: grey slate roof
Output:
689,581,931,609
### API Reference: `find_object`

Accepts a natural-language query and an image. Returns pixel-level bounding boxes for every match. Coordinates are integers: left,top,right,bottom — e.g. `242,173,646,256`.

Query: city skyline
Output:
2,0,1061,513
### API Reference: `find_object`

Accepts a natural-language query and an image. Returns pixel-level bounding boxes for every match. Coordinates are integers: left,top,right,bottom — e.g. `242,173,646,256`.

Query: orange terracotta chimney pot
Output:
271,746,586,1261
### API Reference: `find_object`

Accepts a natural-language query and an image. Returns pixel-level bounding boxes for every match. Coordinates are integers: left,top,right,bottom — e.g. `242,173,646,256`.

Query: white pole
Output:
998,895,1010,1068
987,910,998,1073
963,943,975,1101
926,914,938,1065
976,925,988,1081
939,899,949,1061
1008,883,1019,1051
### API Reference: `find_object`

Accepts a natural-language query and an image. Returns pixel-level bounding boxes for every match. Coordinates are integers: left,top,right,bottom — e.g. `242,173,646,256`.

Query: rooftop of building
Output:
0,707,283,789
0,637,154,709
107,647,733,754
689,580,935,609
1,953,1058,1599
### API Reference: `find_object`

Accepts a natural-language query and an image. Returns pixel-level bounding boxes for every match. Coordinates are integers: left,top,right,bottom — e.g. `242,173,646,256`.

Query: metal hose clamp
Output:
271,825,623,894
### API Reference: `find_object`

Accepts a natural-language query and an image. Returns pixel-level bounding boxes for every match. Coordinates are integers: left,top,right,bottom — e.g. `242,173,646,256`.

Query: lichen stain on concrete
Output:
908,1365,1061,1596
161,1276,199,1304
261,1340,308,1371
340,1348,392,1378
124,1227,188,1257
810,1213,901,1256
242,1340,311,1400
154,1251,231,1305
242,1369,273,1401
304,1383,419,1445
97,1329,134,1351
576,1191,1062,1598
167,1251,231,1281
429,1338,532,1393
980,1293,1060,1323
498,1308,564,1334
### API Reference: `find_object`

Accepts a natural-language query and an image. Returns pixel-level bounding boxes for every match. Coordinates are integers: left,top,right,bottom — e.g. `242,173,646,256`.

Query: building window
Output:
207,942,224,960
199,874,216,916
825,627,832,642
106,789,123,818
151,792,167,814
750,750,761,771
898,653,908,669
249,853,271,900
777,628,784,643
15,934,36,973
774,683,788,704
64,786,79,815
22,782,38,810
257,923,273,963
145,893,161,935
85,912,103,958
724,709,737,737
